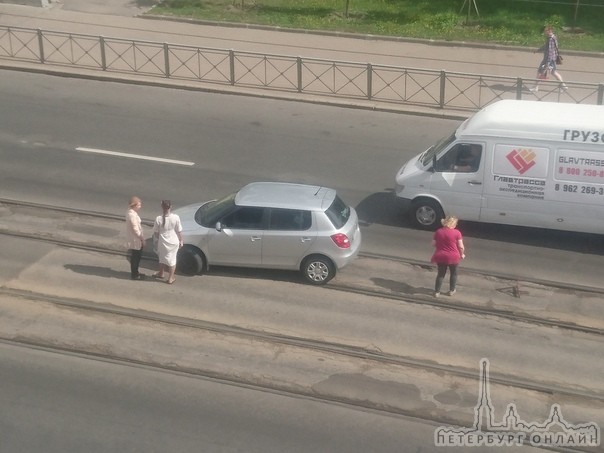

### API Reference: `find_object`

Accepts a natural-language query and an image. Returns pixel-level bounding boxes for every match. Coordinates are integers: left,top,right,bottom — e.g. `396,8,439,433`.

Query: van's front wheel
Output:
410,199,444,230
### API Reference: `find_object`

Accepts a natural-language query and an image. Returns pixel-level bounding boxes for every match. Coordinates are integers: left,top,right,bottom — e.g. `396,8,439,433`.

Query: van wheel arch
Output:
410,198,444,230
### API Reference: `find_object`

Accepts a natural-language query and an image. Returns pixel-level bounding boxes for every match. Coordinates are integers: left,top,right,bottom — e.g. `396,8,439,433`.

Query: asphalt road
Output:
1,6,602,452
1,69,603,288
0,237,598,452
1,341,447,453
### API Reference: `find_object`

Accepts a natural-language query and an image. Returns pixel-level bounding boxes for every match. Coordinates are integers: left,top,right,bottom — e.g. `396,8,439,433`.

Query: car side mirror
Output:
215,221,222,232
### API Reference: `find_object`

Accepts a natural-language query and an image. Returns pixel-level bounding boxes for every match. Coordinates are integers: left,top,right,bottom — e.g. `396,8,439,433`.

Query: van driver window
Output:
435,144,482,173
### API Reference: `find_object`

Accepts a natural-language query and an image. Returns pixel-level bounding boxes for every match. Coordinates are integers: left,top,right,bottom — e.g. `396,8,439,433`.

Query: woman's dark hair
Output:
161,200,171,227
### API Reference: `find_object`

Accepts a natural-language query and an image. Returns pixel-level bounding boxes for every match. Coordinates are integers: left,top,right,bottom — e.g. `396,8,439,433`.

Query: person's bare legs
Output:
154,263,166,278
167,265,176,284
551,69,568,90
530,71,542,92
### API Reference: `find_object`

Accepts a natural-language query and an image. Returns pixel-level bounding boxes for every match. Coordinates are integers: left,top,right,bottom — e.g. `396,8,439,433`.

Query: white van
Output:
395,100,604,234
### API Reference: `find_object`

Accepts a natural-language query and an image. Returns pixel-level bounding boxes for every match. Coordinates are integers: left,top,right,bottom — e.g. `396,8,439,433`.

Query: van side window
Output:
269,209,311,231
435,144,482,173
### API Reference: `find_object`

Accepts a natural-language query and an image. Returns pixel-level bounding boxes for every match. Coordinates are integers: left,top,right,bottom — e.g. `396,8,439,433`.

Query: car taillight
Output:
331,233,350,249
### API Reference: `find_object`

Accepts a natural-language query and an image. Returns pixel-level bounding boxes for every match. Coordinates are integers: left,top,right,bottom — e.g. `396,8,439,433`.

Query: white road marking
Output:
75,147,195,166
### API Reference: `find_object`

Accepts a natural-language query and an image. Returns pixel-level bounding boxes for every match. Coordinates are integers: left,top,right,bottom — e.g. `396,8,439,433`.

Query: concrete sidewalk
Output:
2,1,603,77
1,2,603,118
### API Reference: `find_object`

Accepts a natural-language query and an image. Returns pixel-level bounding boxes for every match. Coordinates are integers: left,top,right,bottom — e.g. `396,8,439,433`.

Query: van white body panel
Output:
395,100,604,234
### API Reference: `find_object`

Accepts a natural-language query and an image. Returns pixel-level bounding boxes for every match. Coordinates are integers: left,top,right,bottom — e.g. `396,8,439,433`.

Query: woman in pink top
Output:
431,215,465,297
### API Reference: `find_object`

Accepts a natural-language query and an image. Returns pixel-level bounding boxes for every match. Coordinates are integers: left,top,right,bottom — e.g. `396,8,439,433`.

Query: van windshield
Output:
421,132,456,167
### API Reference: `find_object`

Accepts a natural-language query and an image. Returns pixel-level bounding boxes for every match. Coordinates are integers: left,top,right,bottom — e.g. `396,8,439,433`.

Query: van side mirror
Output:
215,221,222,232
431,155,437,172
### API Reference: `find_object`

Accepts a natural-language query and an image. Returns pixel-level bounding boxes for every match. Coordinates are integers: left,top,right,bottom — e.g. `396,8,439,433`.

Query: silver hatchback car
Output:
173,182,361,284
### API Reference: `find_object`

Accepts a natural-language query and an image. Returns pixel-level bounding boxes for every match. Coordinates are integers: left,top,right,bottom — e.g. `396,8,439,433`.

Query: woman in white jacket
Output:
126,196,146,280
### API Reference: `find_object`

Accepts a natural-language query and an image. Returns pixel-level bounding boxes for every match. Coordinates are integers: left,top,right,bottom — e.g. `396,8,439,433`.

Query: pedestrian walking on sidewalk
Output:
152,200,183,285
126,196,146,280
530,25,567,93
431,216,465,297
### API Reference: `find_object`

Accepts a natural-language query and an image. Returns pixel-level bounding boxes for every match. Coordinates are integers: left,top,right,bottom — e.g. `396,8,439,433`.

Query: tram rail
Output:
1,197,603,337
1,285,602,405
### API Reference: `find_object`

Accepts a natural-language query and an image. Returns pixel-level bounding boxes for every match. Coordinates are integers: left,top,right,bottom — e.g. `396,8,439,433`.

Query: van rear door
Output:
430,142,485,221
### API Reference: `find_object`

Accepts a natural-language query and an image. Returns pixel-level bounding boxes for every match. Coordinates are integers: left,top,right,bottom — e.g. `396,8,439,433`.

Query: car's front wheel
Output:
301,255,335,285
177,246,205,275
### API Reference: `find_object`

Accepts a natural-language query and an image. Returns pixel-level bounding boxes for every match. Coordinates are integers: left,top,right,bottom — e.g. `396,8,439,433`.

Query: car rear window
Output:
324,195,350,229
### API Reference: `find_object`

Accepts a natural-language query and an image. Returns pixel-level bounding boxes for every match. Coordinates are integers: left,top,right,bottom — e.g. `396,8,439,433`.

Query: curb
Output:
0,60,470,121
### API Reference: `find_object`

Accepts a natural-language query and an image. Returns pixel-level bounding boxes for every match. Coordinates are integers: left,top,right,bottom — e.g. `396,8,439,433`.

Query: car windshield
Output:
421,131,456,167
194,192,236,227
324,195,350,229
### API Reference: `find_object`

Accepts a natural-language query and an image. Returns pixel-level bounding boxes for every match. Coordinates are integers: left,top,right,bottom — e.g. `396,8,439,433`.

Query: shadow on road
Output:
64,264,131,279
204,266,307,285
64,261,159,280
355,189,411,228
356,190,604,256
371,277,433,296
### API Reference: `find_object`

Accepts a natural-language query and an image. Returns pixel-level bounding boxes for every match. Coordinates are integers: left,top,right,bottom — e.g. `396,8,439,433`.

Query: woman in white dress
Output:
153,200,183,284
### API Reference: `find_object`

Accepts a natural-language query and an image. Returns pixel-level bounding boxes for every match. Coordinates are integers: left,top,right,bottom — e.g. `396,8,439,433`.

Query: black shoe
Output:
131,273,146,280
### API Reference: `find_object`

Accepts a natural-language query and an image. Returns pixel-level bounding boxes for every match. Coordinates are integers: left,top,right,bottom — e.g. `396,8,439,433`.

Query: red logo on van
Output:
506,149,536,174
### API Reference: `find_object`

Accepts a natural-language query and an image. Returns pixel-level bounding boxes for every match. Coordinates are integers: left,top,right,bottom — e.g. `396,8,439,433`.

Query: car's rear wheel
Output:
410,199,444,230
177,246,205,275
301,255,335,285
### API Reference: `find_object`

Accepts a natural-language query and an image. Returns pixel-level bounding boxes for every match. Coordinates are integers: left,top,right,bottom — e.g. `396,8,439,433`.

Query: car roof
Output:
234,182,337,211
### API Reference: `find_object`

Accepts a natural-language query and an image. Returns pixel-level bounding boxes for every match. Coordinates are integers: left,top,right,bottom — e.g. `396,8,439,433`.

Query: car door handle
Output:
300,237,313,242
250,236,262,242
468,181,482,185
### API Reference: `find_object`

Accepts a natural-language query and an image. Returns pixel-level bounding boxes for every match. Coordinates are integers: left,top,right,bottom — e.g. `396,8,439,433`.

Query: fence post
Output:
297,57,302,93
37,28,45,63
439,70,446,109
164,43,170,78
229,49,235,86
367,63,372,100
598,84,604,105
516,77,523,100
99,36,107,70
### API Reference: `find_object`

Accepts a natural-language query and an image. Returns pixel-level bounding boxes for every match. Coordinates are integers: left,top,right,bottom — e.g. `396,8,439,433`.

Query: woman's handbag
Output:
556,55,563,65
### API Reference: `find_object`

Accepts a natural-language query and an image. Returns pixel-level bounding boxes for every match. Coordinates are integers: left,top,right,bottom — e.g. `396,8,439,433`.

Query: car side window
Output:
435,143,482,173
269,209,311,231
221,207,265,230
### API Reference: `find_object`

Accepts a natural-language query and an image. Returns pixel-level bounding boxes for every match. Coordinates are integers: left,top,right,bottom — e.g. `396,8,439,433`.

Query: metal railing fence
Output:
1,25,603,111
